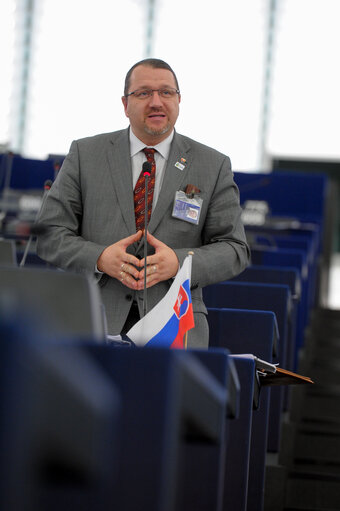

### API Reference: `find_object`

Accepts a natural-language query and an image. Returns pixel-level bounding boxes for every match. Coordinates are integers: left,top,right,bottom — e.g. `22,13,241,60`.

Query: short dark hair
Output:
124,58,179,96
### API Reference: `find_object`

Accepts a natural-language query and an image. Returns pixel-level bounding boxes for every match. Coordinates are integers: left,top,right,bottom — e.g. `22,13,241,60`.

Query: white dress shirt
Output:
95,129,174,273
129,128,174,209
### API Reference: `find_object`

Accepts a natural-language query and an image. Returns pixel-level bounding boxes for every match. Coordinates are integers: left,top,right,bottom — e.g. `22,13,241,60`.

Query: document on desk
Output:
230,354,314,386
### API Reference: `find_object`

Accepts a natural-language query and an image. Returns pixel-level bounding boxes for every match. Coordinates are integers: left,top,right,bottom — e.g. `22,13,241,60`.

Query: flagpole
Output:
184,251,194,350
143,173,148,317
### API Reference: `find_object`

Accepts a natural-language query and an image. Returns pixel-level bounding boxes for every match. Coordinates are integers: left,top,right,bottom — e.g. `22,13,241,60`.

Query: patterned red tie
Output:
134,148,156,231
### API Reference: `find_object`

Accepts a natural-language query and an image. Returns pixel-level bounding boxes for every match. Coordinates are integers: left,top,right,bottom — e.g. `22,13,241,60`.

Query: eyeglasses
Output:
126,87,180,100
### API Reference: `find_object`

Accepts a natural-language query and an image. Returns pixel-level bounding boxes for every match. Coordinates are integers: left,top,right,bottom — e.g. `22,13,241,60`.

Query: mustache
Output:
147,108,165,113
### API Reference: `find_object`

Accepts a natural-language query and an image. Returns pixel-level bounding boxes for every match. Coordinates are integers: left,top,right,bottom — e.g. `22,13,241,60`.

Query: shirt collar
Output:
129,128,174,160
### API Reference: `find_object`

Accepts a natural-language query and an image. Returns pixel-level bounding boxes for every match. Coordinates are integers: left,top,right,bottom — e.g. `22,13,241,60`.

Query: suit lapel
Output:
148,133,192,234
106,130,193,254
106,129,136,234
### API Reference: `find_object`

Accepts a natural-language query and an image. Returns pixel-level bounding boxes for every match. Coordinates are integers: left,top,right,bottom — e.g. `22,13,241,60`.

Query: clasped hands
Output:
96,230,179,290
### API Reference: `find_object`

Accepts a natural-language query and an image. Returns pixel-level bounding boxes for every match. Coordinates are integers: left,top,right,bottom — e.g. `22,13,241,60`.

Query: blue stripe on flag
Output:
146,314,179,347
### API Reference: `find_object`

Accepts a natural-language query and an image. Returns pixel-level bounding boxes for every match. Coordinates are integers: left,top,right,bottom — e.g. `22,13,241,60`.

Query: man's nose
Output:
149,90,163,107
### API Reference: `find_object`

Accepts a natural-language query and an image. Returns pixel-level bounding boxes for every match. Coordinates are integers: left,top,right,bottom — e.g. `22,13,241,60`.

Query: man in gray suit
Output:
36,58,250,347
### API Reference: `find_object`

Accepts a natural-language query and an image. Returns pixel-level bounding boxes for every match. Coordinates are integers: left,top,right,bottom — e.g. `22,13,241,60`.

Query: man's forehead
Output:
130,65,176,85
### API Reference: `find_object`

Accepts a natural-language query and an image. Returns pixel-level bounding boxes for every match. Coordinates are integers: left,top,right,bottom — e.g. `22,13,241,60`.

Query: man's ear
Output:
122,96,129,118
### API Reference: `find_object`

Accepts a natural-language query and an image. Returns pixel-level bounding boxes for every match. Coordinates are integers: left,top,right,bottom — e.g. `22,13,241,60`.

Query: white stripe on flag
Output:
127,254,193,347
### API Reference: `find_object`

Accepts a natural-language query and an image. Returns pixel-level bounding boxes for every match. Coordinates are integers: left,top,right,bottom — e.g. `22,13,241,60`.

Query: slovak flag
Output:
127,254,195,349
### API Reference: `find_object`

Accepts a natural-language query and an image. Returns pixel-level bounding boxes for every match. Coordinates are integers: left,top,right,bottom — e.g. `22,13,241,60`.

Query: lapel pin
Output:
175,157,187,171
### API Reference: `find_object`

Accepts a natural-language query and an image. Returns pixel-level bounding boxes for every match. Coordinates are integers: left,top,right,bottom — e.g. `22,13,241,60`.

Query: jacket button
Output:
125,294,133,301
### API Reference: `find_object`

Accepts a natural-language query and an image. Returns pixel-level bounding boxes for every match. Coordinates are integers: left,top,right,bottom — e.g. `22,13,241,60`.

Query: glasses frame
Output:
125,87,180,99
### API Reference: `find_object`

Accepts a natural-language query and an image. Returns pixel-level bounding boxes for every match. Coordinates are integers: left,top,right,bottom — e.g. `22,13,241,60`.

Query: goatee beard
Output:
144,122,171,137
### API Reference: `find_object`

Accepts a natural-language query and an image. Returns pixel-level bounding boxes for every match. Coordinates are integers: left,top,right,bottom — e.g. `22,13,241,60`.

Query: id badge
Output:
172,190,202,225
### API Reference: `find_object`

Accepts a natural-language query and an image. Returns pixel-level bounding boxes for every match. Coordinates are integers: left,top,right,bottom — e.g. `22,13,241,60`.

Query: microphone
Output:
19,179,53,267
53,161,61,180
142,161,152,317
143,161,152,176
44,179,53,192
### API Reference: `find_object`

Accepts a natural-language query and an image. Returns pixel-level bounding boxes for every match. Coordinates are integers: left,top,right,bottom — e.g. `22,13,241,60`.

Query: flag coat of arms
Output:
127,255,195,348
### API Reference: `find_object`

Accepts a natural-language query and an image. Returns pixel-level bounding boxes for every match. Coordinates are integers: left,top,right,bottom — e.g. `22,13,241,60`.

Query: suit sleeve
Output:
173,156,250,288
36,140,106,273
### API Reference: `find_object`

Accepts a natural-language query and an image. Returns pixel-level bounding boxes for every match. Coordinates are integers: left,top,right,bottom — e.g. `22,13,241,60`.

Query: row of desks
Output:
0,301,253,511
199,169,330,509
0,167,330,510
0,261,282,511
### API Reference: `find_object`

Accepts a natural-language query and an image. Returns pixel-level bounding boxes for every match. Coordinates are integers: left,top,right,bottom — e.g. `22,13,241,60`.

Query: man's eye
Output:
136,90,150,98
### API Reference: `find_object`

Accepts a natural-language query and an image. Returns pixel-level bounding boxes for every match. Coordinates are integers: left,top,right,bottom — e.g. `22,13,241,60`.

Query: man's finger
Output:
121,262,140,279
119,230,143,248
120,271,139,290
119,231,143,267
139,255,156,269
145,231,165,249
138,262,157,279
136,274,159,290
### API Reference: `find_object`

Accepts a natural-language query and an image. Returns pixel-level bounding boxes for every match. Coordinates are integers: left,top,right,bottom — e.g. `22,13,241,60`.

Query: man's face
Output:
122,65,181,145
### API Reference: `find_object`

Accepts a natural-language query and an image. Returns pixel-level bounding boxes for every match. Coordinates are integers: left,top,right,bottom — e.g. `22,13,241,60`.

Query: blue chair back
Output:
250,246,310,352
1,154,55,192
207,308,277,511
225,356,256,511
204,281,291,454
84,346,229,511
234,170,328,227
0,305,120,510
231,265,300,372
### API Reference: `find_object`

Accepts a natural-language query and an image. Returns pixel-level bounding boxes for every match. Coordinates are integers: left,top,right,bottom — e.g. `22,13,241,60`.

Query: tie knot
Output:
143,147,156,161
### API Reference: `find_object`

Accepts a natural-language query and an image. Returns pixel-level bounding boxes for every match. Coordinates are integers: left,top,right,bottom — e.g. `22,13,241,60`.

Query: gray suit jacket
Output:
36,128,250,342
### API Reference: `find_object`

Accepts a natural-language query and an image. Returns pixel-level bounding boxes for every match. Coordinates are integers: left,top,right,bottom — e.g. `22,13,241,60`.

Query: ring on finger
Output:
121,263,125,271
153,265,157,273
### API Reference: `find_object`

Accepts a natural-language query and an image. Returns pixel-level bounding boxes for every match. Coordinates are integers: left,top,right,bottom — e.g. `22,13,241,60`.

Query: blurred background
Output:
1,0,339,302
